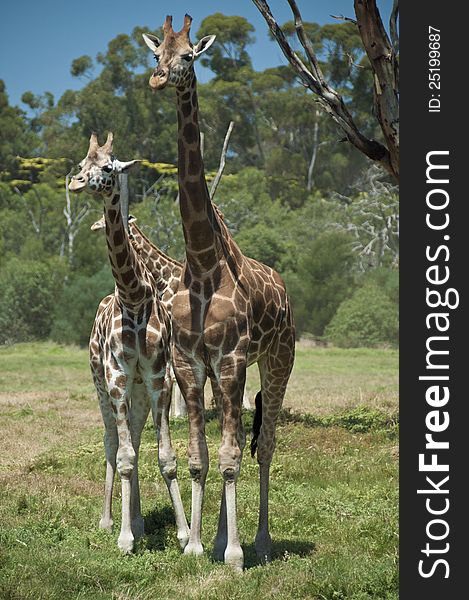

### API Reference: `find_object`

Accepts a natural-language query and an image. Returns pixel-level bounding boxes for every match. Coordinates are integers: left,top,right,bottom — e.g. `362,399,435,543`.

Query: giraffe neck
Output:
103,188,152,311
176,75,222,274
129,222,183,278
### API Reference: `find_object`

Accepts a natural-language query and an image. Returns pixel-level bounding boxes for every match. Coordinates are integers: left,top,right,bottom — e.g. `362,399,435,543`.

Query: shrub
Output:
51,266,114,346
0,257,66,344
325,282,398,348
289,231,356,337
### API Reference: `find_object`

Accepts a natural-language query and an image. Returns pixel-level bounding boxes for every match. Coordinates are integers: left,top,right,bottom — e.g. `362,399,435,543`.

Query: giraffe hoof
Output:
99,517,113,532
177,527,190,550
118,533,135,554
184,541,204,556
224,544,244,571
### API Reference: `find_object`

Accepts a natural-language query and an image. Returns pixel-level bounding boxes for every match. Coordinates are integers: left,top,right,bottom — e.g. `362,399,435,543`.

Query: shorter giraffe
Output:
91,214,187,417
69,133,189,553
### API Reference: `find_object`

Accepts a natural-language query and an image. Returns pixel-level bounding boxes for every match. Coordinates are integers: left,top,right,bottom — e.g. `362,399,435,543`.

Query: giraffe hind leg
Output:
254,338,294,563
128,380,150,542
150,367,190,550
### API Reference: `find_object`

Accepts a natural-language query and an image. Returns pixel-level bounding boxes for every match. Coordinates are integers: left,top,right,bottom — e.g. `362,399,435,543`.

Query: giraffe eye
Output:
102,165,112,173
181,54,193,62
154,54,159,63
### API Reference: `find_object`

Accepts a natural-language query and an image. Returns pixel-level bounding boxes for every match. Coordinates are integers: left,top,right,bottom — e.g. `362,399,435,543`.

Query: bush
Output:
0,258,66,344
288,231,356,337
51,266,114,346
325,282,398,348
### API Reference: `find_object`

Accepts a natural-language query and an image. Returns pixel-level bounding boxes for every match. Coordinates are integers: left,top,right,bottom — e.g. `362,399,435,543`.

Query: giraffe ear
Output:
193,35,216,57
90,215,106,231
113,159,141,173
142,33,162,53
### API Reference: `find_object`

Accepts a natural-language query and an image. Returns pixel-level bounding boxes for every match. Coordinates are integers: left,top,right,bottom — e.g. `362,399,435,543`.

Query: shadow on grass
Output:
143,506,176,551
213,539,316,569
169,406,398,437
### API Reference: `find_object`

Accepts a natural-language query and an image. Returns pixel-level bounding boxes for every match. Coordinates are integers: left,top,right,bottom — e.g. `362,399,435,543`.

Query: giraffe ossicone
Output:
143,15,296,571
69,132,189,553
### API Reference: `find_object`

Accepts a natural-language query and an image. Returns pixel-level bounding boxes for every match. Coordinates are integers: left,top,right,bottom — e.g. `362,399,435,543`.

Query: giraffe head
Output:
69,132,139,196
143,14,215,90
91,214,137,231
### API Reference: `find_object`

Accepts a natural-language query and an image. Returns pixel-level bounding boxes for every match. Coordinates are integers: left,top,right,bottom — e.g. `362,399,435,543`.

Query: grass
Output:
0,342,398,599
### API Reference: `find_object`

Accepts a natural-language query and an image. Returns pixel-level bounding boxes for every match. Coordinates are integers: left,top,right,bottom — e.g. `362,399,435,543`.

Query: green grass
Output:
0,342,398,415
0,342,398,599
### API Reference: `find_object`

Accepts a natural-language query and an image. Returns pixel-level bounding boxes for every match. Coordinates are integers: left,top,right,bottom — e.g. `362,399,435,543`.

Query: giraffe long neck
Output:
176,75,222,274
129,222,183,279
104,189,153,311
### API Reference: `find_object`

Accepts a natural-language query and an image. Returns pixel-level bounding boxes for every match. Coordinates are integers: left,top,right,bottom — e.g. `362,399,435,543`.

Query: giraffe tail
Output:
250,391,262,458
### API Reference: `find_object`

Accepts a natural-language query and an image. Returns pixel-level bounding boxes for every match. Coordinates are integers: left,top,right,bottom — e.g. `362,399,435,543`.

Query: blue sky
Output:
0,0,393,108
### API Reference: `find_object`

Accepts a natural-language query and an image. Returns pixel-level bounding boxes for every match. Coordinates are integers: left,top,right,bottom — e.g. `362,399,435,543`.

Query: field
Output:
0,342,398,600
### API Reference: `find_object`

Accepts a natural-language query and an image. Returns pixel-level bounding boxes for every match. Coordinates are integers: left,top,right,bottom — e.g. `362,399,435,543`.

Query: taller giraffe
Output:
143,15,295,570
69,133,189,553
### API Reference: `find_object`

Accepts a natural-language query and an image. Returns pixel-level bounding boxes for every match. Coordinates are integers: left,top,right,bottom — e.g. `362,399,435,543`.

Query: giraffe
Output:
69,132,189,553
91,214,183,310
143,15,295,570
91,213,187,417
92,213,251,413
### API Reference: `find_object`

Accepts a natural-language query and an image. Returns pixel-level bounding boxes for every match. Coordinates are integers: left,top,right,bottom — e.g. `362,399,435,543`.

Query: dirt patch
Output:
0,390,101,471
0,470,103,498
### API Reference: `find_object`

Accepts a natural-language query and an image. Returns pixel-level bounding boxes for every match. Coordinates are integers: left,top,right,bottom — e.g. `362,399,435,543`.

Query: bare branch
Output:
354,0,399,180
390,0,399,54
330,14,357,25
307,110,320,191
210,121,235,201
64,172,90,267
287,0,327,85
251,0,396,179
14,186,41,235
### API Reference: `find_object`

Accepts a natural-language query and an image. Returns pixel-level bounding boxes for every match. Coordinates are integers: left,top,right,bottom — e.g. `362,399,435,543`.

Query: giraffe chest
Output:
102,300,170,363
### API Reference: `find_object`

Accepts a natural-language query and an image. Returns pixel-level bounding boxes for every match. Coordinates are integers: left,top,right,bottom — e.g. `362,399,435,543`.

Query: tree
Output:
252,0,399,180
196,13,255,80
285,230,356,336
333,165,399,270
0,81,38,176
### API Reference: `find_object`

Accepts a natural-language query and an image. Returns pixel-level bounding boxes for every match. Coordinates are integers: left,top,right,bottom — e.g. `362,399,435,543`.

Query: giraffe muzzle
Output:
68,176,87,193
149,70,168,91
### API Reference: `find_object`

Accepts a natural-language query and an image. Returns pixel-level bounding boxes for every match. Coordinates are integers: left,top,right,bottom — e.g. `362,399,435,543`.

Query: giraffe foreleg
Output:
97,390,118,532
215,356,247,571
173,348,208,558
107,371,136,554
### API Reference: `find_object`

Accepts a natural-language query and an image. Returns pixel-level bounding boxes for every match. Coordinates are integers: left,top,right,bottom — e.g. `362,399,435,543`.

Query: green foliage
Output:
287,231,356,337
0,257,66,344
51,266,115,347
0,14,399,348
0,81,38,176
196,14,255,80
326,282,399,348
70,55,93,78
277,405,398,437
